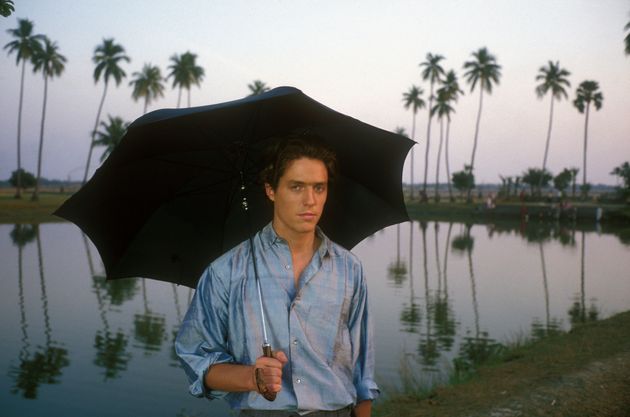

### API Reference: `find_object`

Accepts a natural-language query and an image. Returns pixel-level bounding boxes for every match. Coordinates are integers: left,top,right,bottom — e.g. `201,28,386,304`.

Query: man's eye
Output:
291,184,302,191
315,185,326,193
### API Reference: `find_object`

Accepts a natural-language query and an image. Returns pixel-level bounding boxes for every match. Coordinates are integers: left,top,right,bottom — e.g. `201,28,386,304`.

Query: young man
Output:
176,135,378,417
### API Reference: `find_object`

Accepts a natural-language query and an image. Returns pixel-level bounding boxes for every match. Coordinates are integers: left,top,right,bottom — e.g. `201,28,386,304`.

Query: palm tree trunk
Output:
410,112,417,199
83,83,108,185
539,242,550,331
32,74,49,202
580,231,586,319
423,83,434,197
434,118,444,202
582,103,590,198
177,87,182,108
539,96,555,195
467,86,484,203
187,88,191,108
445,119,453,202
15,60,27,199
143,97,149,114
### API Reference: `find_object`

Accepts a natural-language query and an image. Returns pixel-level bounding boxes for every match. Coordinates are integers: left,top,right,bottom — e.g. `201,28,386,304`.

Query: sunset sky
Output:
1,0,629,186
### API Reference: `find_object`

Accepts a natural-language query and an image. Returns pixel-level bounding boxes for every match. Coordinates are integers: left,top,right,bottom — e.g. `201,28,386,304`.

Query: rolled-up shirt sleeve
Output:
347,264,380,402
175,266,234,399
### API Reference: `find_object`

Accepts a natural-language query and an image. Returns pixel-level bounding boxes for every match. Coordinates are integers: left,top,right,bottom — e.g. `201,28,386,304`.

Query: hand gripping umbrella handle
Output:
255,344,277,401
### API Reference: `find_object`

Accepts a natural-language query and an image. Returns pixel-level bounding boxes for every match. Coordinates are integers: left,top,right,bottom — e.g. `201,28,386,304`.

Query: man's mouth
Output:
298,212,317,220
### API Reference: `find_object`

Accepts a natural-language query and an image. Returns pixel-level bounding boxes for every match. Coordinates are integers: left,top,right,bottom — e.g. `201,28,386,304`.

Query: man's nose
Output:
303,187,316,205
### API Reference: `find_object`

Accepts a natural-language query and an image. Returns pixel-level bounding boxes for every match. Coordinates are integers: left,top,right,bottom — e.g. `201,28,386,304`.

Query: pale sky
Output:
1,0,629,185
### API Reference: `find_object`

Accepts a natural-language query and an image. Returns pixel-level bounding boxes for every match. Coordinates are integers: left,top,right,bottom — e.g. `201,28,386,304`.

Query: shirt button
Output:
296,378,301,384
292,340,298,345
285,265,291,270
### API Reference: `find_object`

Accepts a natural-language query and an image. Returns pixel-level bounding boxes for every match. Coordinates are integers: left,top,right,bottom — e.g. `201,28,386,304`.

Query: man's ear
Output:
264,183,275,202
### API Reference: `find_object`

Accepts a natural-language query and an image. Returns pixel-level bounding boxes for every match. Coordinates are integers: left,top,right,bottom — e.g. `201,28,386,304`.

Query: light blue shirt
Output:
175,223,379,411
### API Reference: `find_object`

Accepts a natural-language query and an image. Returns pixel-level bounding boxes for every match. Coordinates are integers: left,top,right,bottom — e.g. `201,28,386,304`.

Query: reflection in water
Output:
568,231,599,327
387,224,407,288
400,223,420,334
134,280,167,354
418,221,439,369
434,223,456,352
9,225,69,398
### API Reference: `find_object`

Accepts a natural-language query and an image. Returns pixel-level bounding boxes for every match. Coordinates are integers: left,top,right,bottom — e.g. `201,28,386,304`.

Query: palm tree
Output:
436,70,463,202
4,19,43,198
94,115,129,162
573,80,603,198
402,85,425,200
129,63,165,114
0,0,15,17
167,51,205,108
83,38,130,185
31,36,66,201
463,47,502,202
535,61,571,195
419,53,446,199
248,80,270,96
431,91,454,202
625,19,630,56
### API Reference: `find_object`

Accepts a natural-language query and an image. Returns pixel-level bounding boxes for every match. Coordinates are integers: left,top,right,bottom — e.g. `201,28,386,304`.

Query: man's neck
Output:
272,223,319,256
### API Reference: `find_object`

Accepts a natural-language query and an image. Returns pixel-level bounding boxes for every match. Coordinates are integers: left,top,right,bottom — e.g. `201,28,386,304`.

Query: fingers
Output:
254,350,286,393
274,350,288,365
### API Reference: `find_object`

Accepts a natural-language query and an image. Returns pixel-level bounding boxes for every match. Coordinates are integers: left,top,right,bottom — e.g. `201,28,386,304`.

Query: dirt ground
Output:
376,311,630,417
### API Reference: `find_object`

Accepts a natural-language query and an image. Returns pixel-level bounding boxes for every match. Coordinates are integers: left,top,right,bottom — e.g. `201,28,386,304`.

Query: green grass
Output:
0,189,70,223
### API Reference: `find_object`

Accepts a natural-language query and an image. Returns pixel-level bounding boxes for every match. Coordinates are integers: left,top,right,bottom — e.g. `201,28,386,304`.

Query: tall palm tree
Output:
535,61,571,195
419,53,446,199
167,51,205,108
248,80,270,96
438,70,464,202
573,80,603,198
83,38,130,185
463,47,502,202
402,85,425,200
431,91,454,202
4,19,43,198
31,36,66,201
0,0,15,17
129,63,165,114
93,115,129,162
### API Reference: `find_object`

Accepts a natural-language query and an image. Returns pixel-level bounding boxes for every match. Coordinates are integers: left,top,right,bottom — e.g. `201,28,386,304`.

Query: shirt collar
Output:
260,222,331,257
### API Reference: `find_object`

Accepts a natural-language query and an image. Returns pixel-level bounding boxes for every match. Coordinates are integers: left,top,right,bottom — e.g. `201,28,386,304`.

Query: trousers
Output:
238,405,352,417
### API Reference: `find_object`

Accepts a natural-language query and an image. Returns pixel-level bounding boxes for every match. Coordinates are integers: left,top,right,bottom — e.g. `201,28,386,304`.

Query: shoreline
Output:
374,310,630,417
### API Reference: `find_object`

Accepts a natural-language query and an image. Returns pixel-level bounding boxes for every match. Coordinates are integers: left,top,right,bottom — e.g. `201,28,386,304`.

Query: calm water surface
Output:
1,220,629,416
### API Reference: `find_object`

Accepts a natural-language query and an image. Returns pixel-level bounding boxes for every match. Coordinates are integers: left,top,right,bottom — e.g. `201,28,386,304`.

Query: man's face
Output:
265,157,328,239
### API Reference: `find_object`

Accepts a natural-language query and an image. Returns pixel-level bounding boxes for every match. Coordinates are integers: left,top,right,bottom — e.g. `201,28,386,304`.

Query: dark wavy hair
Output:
260,132,338,190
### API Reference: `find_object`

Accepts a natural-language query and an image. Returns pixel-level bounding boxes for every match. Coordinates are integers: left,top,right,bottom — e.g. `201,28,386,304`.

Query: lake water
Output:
1,219,629,416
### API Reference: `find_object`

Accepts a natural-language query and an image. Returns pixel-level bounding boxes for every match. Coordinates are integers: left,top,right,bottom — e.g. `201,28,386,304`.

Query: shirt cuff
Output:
189,351,234,400
356,379,380,402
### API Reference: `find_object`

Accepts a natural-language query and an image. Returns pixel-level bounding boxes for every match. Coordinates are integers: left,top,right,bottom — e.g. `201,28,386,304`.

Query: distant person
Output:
175,134,378,417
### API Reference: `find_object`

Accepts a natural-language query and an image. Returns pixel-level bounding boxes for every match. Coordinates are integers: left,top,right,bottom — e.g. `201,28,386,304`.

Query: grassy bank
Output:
0,189,70,223
374,310,630,417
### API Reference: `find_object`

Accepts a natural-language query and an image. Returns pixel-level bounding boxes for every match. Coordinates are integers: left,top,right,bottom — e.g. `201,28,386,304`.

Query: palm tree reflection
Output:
451,224,502,374
387,224,408,288
9,225,69,398
433,222,456,352
84,233,132,379
568,231,599,326
399,222,420,334
417,221,439,368
134,279,167,354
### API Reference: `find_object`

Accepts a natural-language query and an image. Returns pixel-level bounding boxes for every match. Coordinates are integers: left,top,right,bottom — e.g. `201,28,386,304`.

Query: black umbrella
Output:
55,86,412,288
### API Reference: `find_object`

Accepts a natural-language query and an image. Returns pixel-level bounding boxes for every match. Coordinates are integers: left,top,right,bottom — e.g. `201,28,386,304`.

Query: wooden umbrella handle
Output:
255,345,277,402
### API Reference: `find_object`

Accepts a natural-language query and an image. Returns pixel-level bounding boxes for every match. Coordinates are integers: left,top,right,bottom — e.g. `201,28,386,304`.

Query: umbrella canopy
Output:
55,86,413,288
